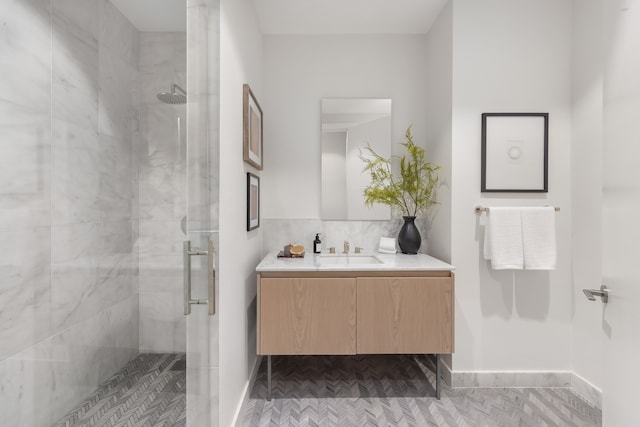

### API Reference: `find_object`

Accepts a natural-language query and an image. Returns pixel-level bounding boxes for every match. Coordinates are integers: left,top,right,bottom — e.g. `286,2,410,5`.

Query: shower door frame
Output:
184,0,220,426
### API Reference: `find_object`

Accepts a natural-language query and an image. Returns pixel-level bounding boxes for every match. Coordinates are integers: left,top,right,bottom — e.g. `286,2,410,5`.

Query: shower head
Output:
157,92,186,104
157,84,186,104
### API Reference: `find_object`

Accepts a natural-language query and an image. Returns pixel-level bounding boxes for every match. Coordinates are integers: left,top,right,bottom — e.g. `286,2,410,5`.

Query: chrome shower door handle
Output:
183,240,216,315
207,240,215,316
583,285,609,303
183,241,192,314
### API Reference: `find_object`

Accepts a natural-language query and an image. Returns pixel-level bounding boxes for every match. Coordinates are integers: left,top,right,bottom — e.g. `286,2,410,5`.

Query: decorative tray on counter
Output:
277,244,306,258
277,251,305,258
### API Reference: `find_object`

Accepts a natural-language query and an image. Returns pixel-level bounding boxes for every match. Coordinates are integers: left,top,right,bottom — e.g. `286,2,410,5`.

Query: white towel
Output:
522,207,556,270
378,248,397,254
378,237,397,254
484,207,524,270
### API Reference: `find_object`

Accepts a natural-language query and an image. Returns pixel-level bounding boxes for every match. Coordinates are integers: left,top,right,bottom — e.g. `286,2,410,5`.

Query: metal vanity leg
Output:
435,354,441,400
267,355,272,401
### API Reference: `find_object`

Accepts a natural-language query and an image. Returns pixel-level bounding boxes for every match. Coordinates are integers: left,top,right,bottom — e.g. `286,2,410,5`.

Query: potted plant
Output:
360,126,441,254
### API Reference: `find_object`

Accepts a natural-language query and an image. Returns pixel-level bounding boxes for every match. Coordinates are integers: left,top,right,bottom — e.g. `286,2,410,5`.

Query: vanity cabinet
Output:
258,277,356,355
356,276,454,354
257,271,455,356
256,259,455,400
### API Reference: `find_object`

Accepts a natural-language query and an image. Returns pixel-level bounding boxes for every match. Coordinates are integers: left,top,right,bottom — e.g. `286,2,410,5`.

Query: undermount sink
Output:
316,254,383,265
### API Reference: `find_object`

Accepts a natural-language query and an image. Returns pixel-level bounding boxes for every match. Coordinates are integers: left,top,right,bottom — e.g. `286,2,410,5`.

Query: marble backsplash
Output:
262,218,430,255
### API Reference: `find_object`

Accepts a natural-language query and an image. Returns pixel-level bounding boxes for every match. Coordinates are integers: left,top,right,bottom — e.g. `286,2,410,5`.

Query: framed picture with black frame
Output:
247,172,260,231
481,113,549,192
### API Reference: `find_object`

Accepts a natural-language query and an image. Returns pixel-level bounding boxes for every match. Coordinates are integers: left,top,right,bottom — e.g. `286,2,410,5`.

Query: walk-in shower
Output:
1,0,218,424
157,83,187,104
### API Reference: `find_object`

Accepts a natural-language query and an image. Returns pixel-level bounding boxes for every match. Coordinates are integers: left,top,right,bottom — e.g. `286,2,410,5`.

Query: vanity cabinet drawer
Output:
356,276,454,354
259,277,357,355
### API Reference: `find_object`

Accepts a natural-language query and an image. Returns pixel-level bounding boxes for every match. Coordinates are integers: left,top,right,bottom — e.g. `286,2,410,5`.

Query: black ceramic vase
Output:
398,216,421,254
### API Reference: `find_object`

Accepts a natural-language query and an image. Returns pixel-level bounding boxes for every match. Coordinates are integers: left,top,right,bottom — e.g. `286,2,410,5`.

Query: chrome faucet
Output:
343,241,350,254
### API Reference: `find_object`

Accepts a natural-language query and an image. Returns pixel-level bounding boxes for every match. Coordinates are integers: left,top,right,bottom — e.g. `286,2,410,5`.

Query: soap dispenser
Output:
313,233,322,254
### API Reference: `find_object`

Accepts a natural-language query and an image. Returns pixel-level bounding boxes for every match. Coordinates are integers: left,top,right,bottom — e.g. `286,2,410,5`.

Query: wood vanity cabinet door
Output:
356,276,454,354
259,278,357,355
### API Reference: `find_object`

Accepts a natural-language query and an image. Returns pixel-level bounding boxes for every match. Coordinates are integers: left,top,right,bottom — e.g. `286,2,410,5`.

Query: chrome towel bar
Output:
475,205,560,214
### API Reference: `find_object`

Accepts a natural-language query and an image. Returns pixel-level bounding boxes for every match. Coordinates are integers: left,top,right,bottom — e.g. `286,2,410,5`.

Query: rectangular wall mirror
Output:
321,99,392,220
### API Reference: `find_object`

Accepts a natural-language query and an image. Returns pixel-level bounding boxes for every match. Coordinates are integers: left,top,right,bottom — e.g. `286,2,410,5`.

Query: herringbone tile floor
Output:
238,355,602,427
52,353,186,427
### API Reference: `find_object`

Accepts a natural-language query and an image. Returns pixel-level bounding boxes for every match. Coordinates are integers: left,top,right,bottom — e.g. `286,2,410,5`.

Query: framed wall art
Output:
247,172,260,231
481,113,549,192
243,84,263,170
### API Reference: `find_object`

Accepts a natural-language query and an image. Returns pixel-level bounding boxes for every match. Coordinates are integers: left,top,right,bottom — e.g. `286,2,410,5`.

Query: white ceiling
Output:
252,0,448,35
110,0,446,35
110,0,186,32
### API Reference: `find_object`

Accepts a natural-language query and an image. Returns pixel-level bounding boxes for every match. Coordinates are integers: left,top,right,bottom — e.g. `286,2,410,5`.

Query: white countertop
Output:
256,250,455,272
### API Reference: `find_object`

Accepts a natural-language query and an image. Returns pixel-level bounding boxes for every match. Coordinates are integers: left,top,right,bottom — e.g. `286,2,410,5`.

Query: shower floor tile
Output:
238,355,602,427
52,353,185,427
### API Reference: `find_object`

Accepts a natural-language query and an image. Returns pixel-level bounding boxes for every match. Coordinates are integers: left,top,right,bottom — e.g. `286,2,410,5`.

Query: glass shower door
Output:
184,1,219,426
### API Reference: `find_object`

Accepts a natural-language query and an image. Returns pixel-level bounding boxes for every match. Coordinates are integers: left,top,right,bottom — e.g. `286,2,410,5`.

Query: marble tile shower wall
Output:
137,32,188,353
0,1,140,425
262,218,429,255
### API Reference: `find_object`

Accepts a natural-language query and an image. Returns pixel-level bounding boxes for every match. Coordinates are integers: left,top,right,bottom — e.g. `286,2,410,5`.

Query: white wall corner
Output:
440,357,453,387
571,372,602,409
219,0,264,423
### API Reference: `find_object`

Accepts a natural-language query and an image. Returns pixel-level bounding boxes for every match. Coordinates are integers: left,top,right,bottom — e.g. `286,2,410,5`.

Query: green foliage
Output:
360,126,441,217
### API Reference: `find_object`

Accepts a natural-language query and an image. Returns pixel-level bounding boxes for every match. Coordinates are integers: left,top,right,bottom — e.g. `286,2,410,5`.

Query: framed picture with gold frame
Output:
243,84,263,170
247,173,260,231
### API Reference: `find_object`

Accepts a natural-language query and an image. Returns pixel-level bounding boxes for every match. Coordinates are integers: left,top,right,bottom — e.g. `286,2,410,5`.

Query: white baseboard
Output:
231,355,262,427
448,369,601,409
571,372,602,409
230,358,602,423
451,370,572,388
